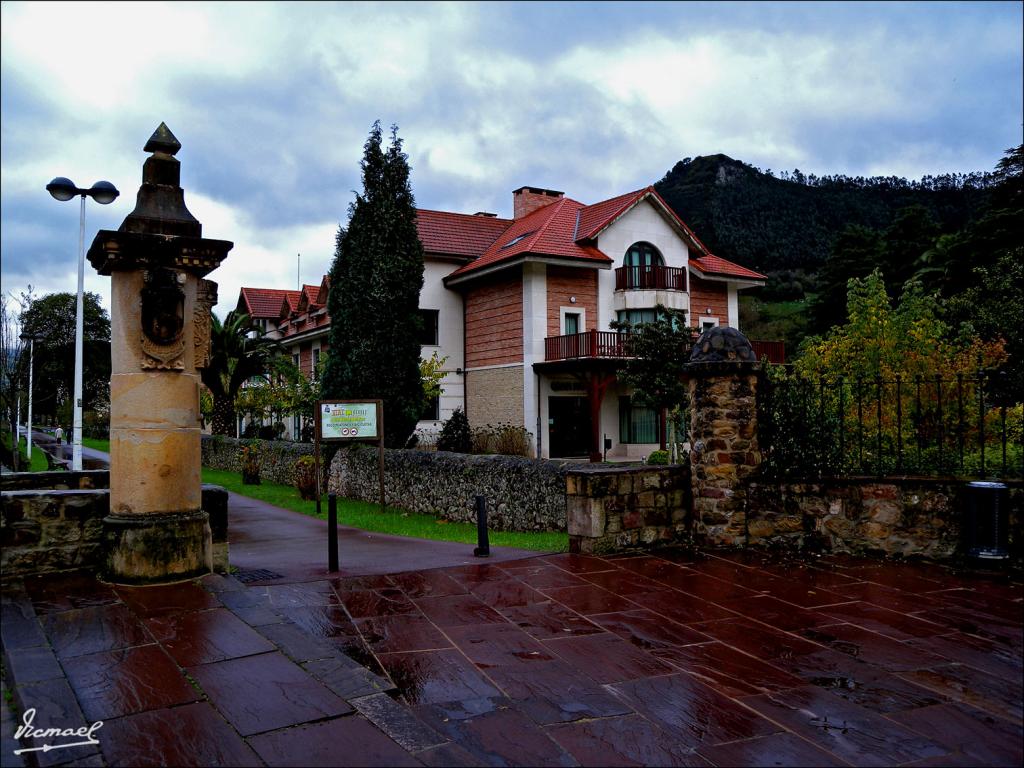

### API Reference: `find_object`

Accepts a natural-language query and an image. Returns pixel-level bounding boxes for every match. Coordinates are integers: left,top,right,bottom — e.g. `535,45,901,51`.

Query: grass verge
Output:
200,466,567,553
2,431,49,472
82,437,110,454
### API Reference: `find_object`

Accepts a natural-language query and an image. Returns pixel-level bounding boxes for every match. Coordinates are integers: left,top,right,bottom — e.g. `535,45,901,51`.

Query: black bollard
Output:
474,495,490,557
328,493,339,572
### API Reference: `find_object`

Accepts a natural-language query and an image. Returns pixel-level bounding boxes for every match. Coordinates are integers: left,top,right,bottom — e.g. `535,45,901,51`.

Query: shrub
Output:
293,455,318,500
437,408,472,453
646,449,669,465
493,423,533,457
239,440,264,484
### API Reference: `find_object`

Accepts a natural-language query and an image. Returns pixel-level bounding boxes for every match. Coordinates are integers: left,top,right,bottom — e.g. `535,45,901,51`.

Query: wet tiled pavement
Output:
2,550,1022,767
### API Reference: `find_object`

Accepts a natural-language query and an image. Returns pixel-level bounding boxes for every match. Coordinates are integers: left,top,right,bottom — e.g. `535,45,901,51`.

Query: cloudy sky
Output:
2,1,1021,321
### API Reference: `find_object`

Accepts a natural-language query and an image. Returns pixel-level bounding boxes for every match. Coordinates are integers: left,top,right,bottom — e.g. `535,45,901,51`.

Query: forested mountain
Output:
654,154,996,273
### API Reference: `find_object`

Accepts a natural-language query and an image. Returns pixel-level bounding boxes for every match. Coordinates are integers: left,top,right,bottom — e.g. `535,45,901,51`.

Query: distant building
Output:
238,184,769,458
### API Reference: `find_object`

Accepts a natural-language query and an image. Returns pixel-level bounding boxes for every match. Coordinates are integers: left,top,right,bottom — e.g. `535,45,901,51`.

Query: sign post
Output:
315,400,386,571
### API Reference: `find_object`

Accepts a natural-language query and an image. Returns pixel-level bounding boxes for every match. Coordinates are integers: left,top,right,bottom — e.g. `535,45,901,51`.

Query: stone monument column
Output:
87,123,233,582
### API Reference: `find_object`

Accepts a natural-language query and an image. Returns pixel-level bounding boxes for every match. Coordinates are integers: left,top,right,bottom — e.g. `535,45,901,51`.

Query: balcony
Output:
614,265,687,292
544,331,785,364
545,330,633,362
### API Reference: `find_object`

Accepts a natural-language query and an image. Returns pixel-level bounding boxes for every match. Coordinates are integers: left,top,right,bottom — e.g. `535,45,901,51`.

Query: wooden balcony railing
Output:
751,339,785,364
545,330,634,361
614,265,687,291
544,330,786,364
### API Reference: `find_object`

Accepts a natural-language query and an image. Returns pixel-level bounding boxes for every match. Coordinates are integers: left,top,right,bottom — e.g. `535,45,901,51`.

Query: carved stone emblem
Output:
141,269,186,369
194,279,217,369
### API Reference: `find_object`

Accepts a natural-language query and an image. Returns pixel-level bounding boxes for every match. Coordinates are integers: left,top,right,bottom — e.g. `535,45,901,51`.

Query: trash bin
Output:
963,481,1009,560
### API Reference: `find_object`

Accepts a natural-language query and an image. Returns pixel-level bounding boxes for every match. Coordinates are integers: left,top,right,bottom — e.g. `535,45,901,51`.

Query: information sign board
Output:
319,401,379,441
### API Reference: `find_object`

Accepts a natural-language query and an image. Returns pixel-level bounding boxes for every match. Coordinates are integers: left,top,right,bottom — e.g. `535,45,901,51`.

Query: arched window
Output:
622,242,664,290
623,241,664,269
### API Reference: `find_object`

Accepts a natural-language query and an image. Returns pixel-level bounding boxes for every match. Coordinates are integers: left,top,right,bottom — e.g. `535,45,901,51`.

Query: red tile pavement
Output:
3,547,1021,766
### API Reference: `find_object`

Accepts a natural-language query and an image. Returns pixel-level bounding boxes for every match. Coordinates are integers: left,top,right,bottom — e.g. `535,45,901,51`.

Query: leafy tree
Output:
811,224,883,331
799,271,1005,381
611,305,698,458
877,204,940,296
0,292,30,470
18,291,111,424
201,311,280,435
321,123,425,447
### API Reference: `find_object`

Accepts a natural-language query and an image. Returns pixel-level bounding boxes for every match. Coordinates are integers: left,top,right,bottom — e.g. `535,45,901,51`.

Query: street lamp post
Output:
46,177,119,471
19,333,43,464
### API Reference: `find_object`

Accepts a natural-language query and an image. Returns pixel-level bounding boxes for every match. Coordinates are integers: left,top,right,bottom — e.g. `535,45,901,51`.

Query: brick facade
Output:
546,266,598,336
689,275,730,326
513,187,563,219
465,271,524,368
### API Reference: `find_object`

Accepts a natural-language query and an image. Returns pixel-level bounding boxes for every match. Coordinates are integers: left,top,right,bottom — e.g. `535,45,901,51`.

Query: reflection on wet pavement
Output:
3,548,1021,766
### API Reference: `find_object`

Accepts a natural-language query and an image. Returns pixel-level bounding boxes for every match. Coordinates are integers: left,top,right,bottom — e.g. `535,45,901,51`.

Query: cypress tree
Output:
322,123,425,447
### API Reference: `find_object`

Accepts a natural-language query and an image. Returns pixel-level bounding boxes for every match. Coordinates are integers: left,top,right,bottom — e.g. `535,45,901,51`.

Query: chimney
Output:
513,186,563,219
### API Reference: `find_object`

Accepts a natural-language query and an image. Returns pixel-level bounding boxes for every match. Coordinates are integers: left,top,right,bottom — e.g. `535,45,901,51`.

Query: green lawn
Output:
80,435,565,551
200,467,567,553
3,431,50,472
82,437,110,453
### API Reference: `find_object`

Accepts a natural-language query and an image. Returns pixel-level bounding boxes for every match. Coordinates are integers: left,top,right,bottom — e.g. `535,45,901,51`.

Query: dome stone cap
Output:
689,326,758,363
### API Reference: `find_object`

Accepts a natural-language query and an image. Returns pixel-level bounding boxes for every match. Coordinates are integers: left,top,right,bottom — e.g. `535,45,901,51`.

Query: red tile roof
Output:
416,209,512,258
448,198,611,278
692,255,766,281
237,287,301,319
575,188,648,241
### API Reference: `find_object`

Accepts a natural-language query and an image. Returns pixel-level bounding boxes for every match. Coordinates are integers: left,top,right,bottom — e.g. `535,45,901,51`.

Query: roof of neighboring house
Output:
237,287,301,319
691,255,766,280
295,283,324,314
416,209,512,258
447,197,611,279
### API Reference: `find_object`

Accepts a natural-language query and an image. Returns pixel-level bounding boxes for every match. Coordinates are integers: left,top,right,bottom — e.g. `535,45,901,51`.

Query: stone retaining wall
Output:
567,465,690,554
329,446,583,532
746,478,1023,559
200,435,314,486
1,471,230,577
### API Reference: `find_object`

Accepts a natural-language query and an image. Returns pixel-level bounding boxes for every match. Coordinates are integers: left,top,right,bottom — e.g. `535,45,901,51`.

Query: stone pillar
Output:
685,327,760,546
87,123,233,583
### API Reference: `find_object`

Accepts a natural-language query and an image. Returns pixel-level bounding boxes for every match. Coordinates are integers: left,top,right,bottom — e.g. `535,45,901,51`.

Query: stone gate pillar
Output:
685,327,760,545
87,123,233,582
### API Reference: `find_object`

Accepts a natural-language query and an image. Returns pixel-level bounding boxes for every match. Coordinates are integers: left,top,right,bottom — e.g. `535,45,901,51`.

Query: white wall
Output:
595,199,690,329
417,259,466,432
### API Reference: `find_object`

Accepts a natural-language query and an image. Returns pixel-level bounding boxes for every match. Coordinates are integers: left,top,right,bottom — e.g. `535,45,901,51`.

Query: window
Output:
619,397,661,444
624,241,664,268
700,317,719,332
420,394,440,421
563,312,580,335
419,309,439,346
616,308,657,327
292,352,300,370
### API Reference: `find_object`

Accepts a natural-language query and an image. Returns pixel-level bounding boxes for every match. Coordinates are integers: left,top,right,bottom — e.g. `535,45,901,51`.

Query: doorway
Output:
548,396,591,458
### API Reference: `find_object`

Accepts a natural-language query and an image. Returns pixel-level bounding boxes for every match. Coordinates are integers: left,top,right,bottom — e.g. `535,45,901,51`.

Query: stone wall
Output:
1,471,230,577
1,488,109,574
200,435,314,485
330,446,581,531
566,465,690,554
745,478,1023,560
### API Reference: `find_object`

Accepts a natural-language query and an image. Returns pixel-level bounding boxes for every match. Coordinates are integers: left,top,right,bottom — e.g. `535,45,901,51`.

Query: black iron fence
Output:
759,366,1022,480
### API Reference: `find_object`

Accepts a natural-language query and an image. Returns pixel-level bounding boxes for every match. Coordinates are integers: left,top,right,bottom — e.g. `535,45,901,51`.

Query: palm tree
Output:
201,311,280,435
